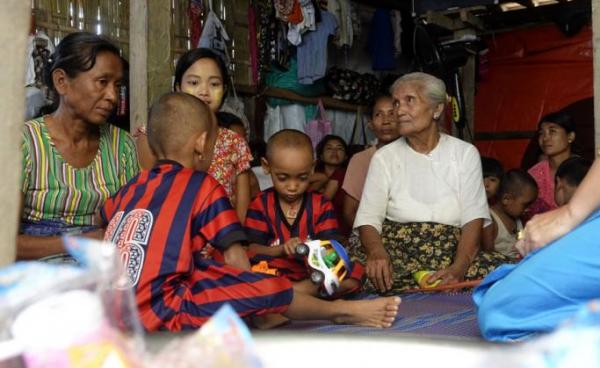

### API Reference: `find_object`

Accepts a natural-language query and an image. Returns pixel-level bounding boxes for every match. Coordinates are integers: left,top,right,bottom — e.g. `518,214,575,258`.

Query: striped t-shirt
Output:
21,117,140,227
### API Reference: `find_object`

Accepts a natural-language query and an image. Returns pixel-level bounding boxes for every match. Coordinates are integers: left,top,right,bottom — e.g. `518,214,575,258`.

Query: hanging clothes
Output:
368,8,396,71
287,0,316,46
297,10,337,84
248,2,259,85
25,31,54,88
327,0,353,48
188,0,204,48
257,0,278,75
391,10,403,56
274,0,303,24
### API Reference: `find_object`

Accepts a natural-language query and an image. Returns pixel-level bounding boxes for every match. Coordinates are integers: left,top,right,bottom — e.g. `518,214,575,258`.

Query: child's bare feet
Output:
332,296,401,328
252,314,290,330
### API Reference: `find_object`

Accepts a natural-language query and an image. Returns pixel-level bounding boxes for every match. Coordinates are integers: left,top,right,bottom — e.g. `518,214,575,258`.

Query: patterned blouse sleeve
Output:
232,134,253,176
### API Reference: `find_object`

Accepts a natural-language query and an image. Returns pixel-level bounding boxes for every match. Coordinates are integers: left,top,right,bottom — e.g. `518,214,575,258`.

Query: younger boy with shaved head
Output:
101,93,400,331
246,129,364,296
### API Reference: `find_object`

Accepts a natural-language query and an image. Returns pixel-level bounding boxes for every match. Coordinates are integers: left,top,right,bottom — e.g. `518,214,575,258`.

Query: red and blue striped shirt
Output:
101,160,253,330
245,188,340,246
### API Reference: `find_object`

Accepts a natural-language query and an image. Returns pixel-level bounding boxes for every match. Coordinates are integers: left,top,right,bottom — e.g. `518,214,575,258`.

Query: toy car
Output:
295,239,353,296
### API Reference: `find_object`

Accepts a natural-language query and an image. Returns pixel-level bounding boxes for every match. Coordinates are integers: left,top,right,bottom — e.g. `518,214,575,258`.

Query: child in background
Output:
482,169,538,260
217,111,247,140
313,135,350,235
249,139,273,198
102,93,400,331
136,49,253,223
481,156,504,204
245,129,364,295
554,156,592,206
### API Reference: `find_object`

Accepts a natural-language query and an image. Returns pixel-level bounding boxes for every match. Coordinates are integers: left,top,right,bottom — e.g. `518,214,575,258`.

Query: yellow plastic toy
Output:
413,270,442,289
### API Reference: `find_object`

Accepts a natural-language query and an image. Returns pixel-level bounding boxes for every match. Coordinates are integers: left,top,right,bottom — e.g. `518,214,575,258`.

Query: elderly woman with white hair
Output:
352,72,508,294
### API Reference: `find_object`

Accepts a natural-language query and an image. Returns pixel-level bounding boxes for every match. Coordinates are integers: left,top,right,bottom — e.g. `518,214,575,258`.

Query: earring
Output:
433,114,440,119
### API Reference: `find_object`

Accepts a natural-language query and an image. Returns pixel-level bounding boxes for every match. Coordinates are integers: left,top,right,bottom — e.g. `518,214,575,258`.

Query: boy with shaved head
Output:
101,94,400,331
246,129,364,296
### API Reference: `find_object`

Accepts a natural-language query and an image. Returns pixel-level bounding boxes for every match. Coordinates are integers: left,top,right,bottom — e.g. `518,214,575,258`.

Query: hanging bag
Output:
198,0,230,63
305,99,332,149
349,106,367,147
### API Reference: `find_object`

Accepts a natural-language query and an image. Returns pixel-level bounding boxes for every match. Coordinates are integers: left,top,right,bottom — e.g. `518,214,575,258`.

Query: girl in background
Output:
137,48,252,222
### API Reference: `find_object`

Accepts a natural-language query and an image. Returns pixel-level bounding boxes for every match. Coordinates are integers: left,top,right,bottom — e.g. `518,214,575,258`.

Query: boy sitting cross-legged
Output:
245,129,364,297
101,93,400,331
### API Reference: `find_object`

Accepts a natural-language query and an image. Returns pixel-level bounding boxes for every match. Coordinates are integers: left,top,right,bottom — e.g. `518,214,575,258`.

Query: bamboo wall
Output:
32,0,129,57
172,0,253,87
32,0,252,86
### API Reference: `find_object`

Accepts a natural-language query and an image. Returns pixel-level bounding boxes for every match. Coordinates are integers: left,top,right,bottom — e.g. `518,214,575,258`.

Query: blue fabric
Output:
474,208,600,341
279,292,480,337
368,9,396,71
297,10,337,84
20,219,98,237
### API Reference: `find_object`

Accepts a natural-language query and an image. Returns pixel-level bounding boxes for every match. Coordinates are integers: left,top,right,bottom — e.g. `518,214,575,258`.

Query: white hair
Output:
390,72,447,108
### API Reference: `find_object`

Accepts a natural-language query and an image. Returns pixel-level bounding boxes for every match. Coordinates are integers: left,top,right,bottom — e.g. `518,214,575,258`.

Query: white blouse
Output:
354,134,490,233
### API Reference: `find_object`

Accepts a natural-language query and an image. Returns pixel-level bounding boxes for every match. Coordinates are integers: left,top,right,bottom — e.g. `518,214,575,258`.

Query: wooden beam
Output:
593,0,600,152
235,85,365,112
426,11,466,31
261,87,364,113
459,9,485,30
0,1,30,266
129,0,148,134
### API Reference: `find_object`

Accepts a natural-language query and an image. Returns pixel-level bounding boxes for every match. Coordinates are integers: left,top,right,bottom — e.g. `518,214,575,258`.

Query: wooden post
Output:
593,0,600,152
0,1,31,266
147,1,173,106
456,28,477,142
129,0,172,134
461,54,477,142
129,0,148,134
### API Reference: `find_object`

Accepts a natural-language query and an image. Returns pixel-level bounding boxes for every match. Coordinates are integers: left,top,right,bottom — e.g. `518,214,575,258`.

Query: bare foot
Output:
252,313,290,330
332,296,401,328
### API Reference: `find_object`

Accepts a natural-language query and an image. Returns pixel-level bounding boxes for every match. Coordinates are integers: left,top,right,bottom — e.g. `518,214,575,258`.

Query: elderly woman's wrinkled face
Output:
392,82,442,137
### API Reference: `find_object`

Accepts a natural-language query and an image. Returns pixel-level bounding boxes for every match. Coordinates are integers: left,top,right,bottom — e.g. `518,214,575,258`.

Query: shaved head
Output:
147,92,212,157
266,129,314,163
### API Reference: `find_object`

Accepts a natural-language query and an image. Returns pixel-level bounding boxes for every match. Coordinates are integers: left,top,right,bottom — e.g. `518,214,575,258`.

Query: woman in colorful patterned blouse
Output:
19,32,139,259
137,48,252,222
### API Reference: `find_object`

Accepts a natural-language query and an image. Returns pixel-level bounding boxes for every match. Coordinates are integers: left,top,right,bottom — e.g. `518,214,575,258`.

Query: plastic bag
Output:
0,237,144,368
147,304,261,368
305,99,332,149
221,95,250,133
